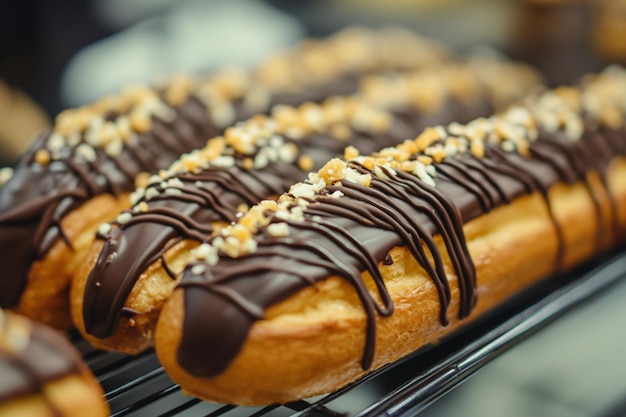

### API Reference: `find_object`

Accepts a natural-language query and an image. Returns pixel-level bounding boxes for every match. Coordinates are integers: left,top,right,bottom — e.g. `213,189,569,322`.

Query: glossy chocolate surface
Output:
175,110,624,377
0,312,85,405
82,96,502,339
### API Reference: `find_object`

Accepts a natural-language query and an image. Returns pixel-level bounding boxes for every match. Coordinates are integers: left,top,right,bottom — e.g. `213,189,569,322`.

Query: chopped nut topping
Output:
165,188,183,197
165,74,196,107
298,155,314,171
209,101,236,128
129,108,152,133
0,312,31,354
98,223,112,236
184,65,626,272
47,133,66,152
191,264,207,275
0,167,13,187
267,222,290,237
105,141,123,157
136,201,149,213
116,212,133,225
134,172,150,188
34,149,51,165
76,144,97,162
344,145,360,161
318,158,348,185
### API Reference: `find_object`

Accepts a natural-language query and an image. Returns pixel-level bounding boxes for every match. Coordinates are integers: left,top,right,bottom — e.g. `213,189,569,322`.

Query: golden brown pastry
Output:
0,310,109,417
0,27,453,330
154,67,626,405
71,58,542,356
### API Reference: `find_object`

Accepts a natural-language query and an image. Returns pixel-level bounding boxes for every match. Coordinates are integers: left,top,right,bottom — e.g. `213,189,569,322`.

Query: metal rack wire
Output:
81,249,626,417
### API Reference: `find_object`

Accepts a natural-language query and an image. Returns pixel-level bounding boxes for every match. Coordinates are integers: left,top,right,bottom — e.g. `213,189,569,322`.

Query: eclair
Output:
0,27,454,329
0,309,109,417
71,58,542,355
154,67,626,405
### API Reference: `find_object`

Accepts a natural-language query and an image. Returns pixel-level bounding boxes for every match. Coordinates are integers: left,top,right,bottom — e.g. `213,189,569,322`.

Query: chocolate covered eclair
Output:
0,27,454,329
0,310,109,417
155,66,626,405
72,58,541,355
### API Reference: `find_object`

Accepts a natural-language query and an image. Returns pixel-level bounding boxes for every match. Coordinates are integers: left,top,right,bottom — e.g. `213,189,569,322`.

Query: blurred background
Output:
1,0,626,165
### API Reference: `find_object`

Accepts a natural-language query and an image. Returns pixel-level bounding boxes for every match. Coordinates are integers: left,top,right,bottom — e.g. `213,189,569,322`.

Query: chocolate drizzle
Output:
0,312,85,408
173,101,626,378
0,98,218,308
82,119,422,338
80,92,517,339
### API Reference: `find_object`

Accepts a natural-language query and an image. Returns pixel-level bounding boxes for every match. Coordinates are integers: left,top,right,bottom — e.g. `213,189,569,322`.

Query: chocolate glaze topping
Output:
81,60,543,340
82,102,460,338
0,311,85,407
0,27,459,310
0,24,545,325
172,79,626,377
0,96,219,308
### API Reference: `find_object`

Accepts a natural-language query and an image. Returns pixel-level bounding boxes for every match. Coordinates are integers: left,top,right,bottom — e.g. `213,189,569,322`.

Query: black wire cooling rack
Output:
79,248,626,417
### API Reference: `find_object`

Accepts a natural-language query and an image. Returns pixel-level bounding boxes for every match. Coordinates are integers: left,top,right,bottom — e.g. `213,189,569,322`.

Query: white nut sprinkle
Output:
564,114,584,140
432,124,446,137
443,142,459,157
244,239,258,254
506,106,533,126
285,127,304,139
165,188,183,197
267,222,290,237
502,141,516,153
0,167,13,187
274,210,291,221
289,183,317,199
89,116,105,132
269,135,283,148
76,144,97,162
116,212,133,225
192,243,213,260
373,166,391,180
167,177,185,188
4,316,31,353
447,122,465,136
210,155,236,168
66,132,81,147
144,187,160,201
84,129,100,146
265,146,279,162
414,162,436,187
148,175,162,185
47,133,66,151
98,223,112,236
253,152,269,170
210,101,236,128
191,264,207,275
129,189,145,206
154,102,177,123
243,87,271,113
302,106,325,131
117,116,132,135
278,143,298,163
105,140,123,157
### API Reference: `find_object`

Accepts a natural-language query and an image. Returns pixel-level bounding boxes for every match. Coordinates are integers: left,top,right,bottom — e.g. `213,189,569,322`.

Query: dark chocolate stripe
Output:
82,91,509,339
175,118,624,378
0,313,85,409
0,99,217,308
0,72,393,309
